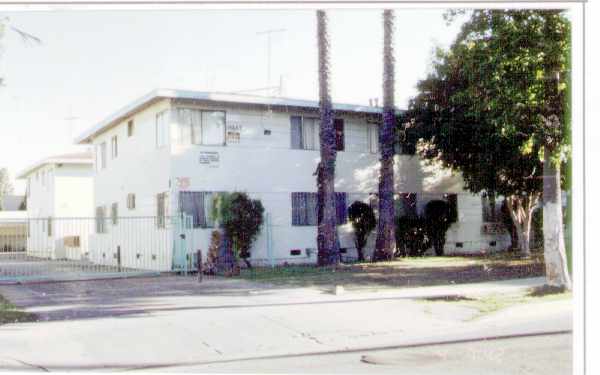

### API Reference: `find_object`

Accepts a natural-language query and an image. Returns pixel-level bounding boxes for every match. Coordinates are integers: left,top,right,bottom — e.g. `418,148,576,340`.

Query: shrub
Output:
395,215,430,257
212,192,265,268
424,200,452,256
348,201,377,261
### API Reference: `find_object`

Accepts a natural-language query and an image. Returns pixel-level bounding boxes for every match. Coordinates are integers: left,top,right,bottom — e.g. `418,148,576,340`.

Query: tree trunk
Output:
506,194,537,258
373,9,397,262
316,10,339,267
542,146,572,289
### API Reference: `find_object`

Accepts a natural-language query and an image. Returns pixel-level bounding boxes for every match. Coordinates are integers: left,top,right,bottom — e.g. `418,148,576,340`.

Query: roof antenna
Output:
257,28,286,96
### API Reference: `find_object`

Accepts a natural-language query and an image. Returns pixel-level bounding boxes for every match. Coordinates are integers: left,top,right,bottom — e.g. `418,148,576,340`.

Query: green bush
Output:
424,200,452,256
348,201,377,261
212,192,265,268
395,215,430,257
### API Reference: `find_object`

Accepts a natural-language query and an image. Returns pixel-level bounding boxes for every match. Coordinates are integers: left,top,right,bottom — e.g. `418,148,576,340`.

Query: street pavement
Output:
0,276,572,373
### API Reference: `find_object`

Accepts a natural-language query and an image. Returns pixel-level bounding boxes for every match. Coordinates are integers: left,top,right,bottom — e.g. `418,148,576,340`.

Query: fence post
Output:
117,245,121,272
197,249,203,283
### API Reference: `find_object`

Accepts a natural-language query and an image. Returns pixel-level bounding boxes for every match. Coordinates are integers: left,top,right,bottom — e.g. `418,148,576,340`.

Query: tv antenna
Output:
257,28,286,95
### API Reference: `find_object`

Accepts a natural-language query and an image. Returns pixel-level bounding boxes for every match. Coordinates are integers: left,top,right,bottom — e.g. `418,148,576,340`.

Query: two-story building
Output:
73,89,510,271
17,152,94,260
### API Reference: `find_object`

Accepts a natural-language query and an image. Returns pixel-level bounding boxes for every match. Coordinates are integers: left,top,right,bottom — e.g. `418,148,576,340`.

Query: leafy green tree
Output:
316,10,339,266
348,201,376,261
373,9,397,261
407,9,571,288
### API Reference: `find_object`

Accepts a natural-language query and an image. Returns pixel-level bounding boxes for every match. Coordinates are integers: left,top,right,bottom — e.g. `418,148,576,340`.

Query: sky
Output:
0,7,467,194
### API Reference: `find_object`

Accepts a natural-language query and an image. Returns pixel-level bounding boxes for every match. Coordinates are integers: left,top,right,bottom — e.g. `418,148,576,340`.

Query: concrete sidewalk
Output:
0,276,571,372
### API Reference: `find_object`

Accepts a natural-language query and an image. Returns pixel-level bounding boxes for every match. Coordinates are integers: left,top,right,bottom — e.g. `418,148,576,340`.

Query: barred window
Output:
291,192,347,226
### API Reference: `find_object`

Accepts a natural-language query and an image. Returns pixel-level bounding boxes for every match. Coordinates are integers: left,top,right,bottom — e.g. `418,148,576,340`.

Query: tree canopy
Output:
406,9,571,255
408,9,570,198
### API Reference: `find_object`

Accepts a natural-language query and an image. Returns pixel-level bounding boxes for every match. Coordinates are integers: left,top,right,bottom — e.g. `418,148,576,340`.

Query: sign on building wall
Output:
199,151,220,167
226,123,242,144
481,222,508,235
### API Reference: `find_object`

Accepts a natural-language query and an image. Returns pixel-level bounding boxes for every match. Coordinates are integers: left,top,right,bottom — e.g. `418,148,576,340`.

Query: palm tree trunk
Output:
543,146,572,289
316,10,339,266
373,9,397,262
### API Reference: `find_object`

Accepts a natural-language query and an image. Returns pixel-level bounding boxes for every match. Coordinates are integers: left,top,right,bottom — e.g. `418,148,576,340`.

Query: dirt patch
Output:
241,257,545,291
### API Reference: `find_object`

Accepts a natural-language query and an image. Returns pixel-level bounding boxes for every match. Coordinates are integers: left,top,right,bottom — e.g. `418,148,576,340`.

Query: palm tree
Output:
373,9,397,262
316,10,339,266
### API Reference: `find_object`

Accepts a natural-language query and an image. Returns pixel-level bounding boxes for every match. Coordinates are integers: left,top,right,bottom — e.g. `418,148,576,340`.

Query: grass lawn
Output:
417,287,572,321
239,252,545,291
0,295,36,325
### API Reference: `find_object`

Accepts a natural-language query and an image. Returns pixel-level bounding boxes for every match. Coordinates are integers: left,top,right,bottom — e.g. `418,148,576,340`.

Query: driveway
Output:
0,276,572,372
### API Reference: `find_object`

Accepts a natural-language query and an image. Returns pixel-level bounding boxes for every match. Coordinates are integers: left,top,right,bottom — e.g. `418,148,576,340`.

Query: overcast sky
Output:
0,8,467,194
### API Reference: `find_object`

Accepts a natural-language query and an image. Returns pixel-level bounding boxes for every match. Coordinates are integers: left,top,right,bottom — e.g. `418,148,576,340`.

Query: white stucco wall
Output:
88,99,173,270
23,163,94,259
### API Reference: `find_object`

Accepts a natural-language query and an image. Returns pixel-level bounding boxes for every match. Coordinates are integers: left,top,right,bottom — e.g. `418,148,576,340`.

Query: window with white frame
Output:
156,192,169,228
290,116,320,150
127,193,136,210
367,123,379,154
97,142,107,170
96,206,106,234
111,203,118,225
178,191,220,228
156,110,169,148
111,136,118,159
173,108,226,146
127,120,134,137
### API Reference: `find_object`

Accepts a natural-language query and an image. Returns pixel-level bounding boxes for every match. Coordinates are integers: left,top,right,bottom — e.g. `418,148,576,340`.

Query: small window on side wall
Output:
127,194,136,210
127,120,134,137
334,119,344,151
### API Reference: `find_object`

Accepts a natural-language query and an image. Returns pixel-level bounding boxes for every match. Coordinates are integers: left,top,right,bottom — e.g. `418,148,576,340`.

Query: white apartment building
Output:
75,89,510,271
17,152,94,260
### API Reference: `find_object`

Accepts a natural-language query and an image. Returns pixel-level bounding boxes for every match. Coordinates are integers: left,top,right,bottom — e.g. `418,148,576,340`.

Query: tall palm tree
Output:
373,9,396,262
316,10,339,266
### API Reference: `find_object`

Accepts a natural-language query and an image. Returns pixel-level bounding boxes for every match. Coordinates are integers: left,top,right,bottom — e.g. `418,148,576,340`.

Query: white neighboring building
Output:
0,196,27,252
75,89,510,271
17,152,94,260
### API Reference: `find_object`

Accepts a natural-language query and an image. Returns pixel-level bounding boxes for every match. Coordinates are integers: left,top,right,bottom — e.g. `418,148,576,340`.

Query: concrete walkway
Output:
0,276,571,372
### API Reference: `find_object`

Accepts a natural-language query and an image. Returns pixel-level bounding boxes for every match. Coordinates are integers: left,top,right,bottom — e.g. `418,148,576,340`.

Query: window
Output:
156,110,169,148
367,123,379,154
111,136,118,159
98,142,107,169
173,108,226,146
47,217,52,237
481,193,497,222
444,193,458,223
178,191,218,228
291,192,347,226
334,119,345,151
127,120,134,137
397,193,418,218
111,203,118,225
96,206,106,234
157,192,169,228
127,193,136,210
290,116,319,150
